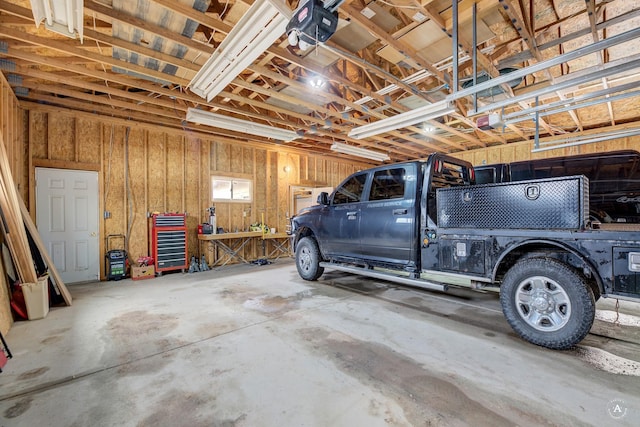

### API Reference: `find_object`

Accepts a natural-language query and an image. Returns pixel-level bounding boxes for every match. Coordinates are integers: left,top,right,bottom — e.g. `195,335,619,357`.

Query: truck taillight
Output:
433,160,443,173
469,167,475,182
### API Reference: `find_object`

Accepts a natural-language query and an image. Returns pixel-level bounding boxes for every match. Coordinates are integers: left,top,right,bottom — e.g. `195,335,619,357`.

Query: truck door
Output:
359,165,417,267
318,172,368,257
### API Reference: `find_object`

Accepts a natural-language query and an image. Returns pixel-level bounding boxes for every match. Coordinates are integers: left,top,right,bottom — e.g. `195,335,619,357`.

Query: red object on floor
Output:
10,288,28,320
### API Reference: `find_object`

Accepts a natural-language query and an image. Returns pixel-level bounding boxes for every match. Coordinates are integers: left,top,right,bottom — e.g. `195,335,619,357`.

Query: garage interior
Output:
0,0,639,425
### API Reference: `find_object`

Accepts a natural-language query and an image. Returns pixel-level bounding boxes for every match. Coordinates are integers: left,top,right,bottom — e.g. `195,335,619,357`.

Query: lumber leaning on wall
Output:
18,197,72,306
0,134,37,285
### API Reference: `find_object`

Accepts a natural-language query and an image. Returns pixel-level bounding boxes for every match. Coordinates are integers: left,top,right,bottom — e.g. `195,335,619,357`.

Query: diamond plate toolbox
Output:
436,175,589,229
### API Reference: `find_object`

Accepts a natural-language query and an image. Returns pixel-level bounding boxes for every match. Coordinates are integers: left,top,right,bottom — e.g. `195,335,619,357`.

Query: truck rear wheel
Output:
295,237,324,281
500,257,595,350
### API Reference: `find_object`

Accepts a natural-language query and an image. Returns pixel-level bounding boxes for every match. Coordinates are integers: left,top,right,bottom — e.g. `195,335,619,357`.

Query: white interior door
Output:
36,168,99,283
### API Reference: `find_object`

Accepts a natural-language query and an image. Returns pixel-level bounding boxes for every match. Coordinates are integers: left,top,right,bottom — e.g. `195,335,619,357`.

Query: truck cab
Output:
291,155,473,275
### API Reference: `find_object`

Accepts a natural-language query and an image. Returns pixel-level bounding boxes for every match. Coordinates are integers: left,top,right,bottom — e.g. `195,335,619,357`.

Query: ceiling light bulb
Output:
309,76,326,88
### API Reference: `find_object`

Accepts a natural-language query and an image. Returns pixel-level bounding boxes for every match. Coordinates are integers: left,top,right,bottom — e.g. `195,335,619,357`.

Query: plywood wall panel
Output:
48,115,75,161
267,151,278,229
452,134,640,168
230,144,243,174
22,106,374,278
147,131,166,213
243,147,253,175
76,118,102,164
166,134,184,213
125,127,148,260
103,126,126,240
29,111,48,160
254,148,267,224
184,137,201,258
276,152,289,231
215,141,230,173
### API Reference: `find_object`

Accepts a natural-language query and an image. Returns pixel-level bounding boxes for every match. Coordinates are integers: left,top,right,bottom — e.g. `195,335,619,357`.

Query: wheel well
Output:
494,243,602,299
293,227,316,249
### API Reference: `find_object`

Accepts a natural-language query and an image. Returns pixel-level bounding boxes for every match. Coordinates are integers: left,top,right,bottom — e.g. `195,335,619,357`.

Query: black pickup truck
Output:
290,153,640,349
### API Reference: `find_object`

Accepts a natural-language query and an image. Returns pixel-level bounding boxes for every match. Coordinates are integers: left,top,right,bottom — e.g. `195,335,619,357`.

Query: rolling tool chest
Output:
150,213,188,273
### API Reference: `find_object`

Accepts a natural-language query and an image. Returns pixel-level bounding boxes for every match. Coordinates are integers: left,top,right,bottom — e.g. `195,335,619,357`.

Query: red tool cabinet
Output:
150,213,188,273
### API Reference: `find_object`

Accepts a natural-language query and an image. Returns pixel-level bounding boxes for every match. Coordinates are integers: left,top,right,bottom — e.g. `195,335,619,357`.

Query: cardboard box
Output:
131,265,155,281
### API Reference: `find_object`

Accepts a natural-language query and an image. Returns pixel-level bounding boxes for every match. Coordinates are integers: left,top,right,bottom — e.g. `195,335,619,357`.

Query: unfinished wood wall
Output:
25,106,369,275
453,125,640,166
0,73,25,335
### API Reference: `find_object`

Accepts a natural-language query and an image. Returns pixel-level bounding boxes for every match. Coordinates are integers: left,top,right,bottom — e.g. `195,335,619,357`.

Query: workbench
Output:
198,231,293,267
261,232,292,260
198,231,263,267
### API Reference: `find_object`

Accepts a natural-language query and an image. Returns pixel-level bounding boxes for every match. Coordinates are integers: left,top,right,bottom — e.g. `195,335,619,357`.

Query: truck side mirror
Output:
317,192,329,205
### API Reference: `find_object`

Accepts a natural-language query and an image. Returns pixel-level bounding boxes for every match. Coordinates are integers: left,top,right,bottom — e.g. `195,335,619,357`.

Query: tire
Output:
295,237,324,281
500,257,595,350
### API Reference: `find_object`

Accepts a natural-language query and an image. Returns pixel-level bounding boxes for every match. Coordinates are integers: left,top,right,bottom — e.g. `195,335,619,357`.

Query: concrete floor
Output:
0,259,639,427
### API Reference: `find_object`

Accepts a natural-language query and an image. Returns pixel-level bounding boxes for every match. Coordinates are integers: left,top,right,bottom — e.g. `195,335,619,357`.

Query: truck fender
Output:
491,239,603,296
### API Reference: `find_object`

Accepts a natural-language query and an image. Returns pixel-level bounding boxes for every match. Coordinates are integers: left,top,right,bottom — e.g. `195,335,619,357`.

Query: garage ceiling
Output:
1,0,639,161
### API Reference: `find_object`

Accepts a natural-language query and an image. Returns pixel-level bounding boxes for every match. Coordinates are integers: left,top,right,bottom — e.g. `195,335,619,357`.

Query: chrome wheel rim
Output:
298,246,312,272
515,276,571,332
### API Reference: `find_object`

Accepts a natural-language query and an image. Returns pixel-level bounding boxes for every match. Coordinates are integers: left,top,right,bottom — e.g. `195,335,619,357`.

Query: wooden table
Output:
261,232,293,260
198,231,263,267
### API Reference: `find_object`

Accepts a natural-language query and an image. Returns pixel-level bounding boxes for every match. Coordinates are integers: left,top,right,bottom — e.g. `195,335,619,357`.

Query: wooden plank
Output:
0,245,11,335
0,134,37,285
18,197,71,306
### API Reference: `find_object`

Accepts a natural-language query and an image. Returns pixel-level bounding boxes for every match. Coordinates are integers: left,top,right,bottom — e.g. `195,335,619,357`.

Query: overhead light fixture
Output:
189,0,289,102
186,108,299,142
348,100,455,139
331,142,390,162
308,75,326,88
30,0,84,41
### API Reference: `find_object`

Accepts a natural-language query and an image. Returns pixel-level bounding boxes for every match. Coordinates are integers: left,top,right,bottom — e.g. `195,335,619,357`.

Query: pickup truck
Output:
290,153,640,349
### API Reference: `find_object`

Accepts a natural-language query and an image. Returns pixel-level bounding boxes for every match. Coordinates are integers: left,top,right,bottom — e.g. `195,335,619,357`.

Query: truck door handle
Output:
393,209,408,215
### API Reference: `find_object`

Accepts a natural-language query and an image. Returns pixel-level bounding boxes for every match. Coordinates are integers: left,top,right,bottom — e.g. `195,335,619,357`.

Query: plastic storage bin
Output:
21,277,49,320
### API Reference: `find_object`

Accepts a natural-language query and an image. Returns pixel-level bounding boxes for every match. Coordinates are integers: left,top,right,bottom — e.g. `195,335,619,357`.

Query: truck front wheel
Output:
295,237,324,281
500,257,595,350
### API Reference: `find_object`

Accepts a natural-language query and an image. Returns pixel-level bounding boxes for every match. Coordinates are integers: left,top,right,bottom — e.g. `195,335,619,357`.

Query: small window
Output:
332,173,367,205
369,168,406,201
212,177,252,202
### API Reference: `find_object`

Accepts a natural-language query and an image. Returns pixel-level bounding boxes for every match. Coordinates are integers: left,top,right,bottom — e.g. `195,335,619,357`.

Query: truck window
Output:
332,173,367,205
369,168,406,201
428,160,468,224
475,167,497,184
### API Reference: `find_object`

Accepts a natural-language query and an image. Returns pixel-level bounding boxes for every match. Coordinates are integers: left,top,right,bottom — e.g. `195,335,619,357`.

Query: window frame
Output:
211,176,253,202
